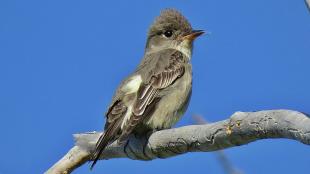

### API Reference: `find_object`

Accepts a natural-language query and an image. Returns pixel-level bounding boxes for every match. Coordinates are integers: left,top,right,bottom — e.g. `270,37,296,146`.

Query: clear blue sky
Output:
1,0,310,174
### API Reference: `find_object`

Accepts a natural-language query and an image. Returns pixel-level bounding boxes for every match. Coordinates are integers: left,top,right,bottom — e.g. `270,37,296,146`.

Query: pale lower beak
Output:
182,30,204,41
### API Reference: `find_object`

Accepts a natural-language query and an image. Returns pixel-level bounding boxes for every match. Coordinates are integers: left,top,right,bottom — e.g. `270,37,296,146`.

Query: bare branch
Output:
46,110,310,174
46,146,90,174
192,114,242,174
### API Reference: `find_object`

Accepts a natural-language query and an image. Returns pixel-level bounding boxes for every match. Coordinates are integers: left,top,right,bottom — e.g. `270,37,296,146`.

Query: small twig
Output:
306,0,310,12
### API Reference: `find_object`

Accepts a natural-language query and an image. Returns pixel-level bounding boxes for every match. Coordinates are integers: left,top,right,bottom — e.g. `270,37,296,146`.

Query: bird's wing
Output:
118,49,186,142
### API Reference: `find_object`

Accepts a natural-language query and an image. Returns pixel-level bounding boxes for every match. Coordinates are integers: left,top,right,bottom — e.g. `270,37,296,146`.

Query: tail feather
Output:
90,133,110,169
90,121,120,170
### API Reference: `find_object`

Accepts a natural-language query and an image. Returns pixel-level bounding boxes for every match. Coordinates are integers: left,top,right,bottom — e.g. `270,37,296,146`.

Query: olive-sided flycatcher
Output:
91,9,204,169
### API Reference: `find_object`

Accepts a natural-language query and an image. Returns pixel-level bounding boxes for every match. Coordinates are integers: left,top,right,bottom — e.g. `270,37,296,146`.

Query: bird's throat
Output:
174,41,192,59
147,40,193,60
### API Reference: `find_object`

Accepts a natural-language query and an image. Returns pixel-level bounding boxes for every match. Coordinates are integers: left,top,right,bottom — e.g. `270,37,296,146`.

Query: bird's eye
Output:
163,30,173,38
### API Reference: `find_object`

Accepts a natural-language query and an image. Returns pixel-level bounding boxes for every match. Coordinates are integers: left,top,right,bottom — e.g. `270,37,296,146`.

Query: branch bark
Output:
192,115,242,174
45,110,310,174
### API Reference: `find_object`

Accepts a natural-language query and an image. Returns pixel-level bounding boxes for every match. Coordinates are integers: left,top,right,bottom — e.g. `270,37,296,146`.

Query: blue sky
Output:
1,0,310,174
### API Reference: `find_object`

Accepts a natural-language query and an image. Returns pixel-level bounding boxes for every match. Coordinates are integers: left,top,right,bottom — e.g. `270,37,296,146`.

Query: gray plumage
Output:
91,9,203,169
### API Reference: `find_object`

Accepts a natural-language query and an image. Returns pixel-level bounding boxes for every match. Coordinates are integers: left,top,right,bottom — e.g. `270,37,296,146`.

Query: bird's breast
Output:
144,65,192,130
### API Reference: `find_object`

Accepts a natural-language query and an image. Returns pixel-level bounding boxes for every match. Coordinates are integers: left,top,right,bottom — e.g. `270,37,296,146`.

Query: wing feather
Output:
119,50,185,142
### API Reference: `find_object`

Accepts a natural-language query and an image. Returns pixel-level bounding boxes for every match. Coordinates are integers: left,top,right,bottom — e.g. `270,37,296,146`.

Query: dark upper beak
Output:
182,30,204,41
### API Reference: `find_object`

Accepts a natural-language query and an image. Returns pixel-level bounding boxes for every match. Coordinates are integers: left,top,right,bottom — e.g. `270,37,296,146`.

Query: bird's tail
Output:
90,123,118,170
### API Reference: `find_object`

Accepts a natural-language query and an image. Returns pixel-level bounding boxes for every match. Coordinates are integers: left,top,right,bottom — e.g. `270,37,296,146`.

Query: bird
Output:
90,9,204,169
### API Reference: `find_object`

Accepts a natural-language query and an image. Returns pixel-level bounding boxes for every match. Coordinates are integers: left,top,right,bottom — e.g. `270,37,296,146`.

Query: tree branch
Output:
306,0,310,12
45,110,310,174
192,115,242,174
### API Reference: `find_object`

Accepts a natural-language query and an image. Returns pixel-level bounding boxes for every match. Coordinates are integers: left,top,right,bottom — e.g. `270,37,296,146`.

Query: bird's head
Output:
145,9,204,57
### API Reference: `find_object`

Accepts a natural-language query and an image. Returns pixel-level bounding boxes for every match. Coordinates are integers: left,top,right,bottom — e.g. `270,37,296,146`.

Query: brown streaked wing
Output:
118,50,186,142
105,100,127,129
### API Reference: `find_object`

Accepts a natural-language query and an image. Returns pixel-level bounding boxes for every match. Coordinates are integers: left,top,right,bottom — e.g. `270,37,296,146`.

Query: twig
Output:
306,0,310,12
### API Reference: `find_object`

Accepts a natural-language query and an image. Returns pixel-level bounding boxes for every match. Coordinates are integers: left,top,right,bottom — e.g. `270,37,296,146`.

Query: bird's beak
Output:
181,30,204,41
